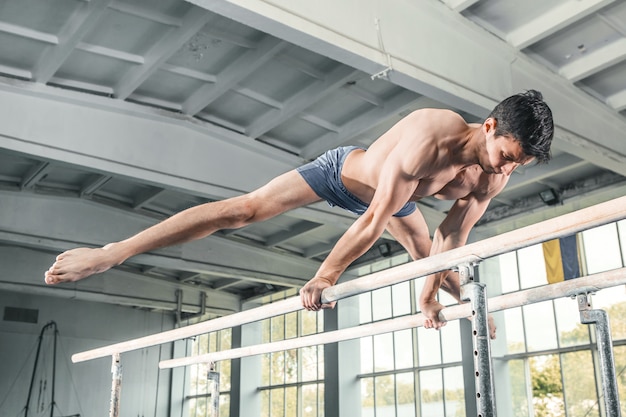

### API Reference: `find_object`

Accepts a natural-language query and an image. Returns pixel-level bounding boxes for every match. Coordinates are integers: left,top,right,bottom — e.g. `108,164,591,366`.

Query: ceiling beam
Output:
126,94,185,112
80,174,112,196
34,0,113,83
301,90,420,159
108,1,183,26
130,252,310,288
212,278,245,290
203,26,257,48
560,38,626,82
342,84,384,106
0,63,31,80
440,0,480,13
160,63,217,83
115,10,217,100
275,53,326,80
299,113,340,132
233,86,283,108
195,112,247,133
553,126,626,176
0,76,301,195
75,42,144,64
133,188,167,209
507,0,616,50
0,21,57,44
47,76,115,95
183,36,287,115
303,242,332,259
264,221,323,247
20,161,52,190
606,89,626,112
245,65,360,139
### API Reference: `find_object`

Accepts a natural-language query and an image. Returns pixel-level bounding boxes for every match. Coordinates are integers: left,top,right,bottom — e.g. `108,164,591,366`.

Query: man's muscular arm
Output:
300,145,423,311
419,194,499,339
419,195,490,328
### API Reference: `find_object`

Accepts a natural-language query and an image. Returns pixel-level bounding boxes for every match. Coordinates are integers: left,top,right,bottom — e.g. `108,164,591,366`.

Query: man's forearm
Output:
439,271,463,303
315,214,387,285
423,226,469,302
419,272,447,304
419,248,466,307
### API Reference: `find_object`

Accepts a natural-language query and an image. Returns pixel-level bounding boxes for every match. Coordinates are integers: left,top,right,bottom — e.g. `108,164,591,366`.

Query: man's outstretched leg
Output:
45,170,321,284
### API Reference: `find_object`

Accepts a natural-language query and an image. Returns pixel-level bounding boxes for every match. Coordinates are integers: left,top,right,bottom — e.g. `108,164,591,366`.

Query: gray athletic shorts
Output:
296,146,417,217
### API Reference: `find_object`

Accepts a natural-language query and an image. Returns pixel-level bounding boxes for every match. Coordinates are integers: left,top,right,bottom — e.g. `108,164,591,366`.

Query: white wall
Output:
0,290,180,417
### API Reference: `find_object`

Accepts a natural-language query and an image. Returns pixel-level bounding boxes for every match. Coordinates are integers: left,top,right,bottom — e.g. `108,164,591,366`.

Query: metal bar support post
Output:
577,292,621,417
109,353,122,417
208,362,220,417
458,262,496,417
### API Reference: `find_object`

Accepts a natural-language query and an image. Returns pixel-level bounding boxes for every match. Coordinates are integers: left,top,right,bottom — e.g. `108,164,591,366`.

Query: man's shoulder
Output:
405,107,463,122
397,109,467,142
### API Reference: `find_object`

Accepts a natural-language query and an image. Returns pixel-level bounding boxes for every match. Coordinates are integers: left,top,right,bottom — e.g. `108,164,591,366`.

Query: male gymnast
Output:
45,90,553,336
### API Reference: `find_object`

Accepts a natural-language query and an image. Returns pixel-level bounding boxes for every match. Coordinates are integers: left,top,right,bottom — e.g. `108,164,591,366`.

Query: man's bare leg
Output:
385,211,432,261
386,212,454,330
45,170,321,284
387,213,498,337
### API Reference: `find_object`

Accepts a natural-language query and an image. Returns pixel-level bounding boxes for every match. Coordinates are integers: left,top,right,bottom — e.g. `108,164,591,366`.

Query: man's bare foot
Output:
44,247,117,284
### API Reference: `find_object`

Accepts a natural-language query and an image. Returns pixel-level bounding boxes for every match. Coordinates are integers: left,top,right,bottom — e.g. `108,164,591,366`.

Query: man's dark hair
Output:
488,89,554,164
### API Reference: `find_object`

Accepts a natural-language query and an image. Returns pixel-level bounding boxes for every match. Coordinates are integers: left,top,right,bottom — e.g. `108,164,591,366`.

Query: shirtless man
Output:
44,90,553,334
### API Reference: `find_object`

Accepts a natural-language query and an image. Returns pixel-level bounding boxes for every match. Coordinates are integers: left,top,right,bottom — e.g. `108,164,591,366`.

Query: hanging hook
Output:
371,18,393,80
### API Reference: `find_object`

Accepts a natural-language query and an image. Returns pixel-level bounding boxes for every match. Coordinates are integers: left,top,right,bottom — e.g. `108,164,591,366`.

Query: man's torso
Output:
340,109,508,205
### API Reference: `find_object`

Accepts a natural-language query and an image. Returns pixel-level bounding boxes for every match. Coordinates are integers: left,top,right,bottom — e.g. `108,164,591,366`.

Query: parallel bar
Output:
73,297,302,363
160,304,468,368
208,364,220,417
580,306,622,416
109,353,122,417
464,282,496,417
159,267,626,368
321,195,626,303
73,196,626,363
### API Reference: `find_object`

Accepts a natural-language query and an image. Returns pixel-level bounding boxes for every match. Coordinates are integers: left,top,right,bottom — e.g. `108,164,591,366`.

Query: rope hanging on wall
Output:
20,321,83,417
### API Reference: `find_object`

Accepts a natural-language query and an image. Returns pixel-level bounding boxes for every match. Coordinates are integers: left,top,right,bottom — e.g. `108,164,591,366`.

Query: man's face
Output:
481,118,534,175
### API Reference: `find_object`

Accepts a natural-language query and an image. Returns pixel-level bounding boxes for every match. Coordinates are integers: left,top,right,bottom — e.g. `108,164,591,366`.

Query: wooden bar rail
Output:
72,195,626,363
158,267,626,368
